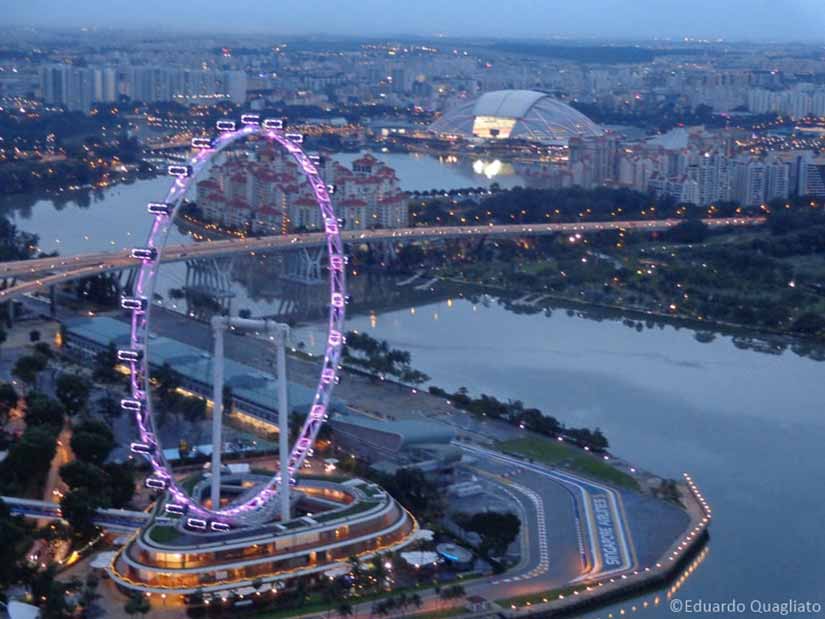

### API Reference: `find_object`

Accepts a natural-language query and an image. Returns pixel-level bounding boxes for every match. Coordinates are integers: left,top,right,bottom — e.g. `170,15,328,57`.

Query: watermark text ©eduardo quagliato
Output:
669,598,822,615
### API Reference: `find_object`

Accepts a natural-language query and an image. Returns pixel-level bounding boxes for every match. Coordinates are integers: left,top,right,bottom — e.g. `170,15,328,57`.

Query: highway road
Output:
0,217,764,292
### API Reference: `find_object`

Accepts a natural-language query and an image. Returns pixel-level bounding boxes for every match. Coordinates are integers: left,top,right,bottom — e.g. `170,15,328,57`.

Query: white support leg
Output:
275,326,290,522
208,316,291,520
210,318,226,510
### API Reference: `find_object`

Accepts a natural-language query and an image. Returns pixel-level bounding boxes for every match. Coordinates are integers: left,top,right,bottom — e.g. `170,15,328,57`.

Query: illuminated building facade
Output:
108,477,417,595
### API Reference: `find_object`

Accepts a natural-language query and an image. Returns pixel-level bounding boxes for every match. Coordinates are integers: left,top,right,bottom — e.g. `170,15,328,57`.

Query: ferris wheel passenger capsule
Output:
262,118,284,130
121,297,148,312
117,349,143,363
164,503,185,516
167,164,193,178
146,477,168,490
131,247,158,262
147,202,174,216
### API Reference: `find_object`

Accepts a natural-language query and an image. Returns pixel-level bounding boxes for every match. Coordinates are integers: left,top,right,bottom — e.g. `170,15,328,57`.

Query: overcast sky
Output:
6,0,825,42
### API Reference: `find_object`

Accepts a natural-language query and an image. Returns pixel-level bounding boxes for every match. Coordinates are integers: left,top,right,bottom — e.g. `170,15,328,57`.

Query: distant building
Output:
39,64,110,112
569,134,619,187
196,150,408,234
797,152,825,197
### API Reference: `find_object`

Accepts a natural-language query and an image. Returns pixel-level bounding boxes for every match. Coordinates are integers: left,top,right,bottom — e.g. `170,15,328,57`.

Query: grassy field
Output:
498,437,640,491
147,524,181,544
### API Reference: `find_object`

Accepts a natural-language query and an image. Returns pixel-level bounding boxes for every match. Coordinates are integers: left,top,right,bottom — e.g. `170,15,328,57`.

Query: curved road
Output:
0,217,763,303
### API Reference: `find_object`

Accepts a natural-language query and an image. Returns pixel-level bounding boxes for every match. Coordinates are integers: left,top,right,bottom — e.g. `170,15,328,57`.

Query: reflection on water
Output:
0,176,191,256
2,167,824,614
332,150,526,190
472,158,506,179
293,292,825,617
554,544,711,619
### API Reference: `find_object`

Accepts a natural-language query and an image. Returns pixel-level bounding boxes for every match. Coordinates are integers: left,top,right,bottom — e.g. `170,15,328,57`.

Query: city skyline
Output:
1,12,824,618
5,0,825,42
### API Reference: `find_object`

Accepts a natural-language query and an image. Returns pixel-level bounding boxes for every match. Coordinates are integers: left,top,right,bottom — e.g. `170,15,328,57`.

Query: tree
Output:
60,488,100,539
70,419,114,465
372,553,388,592
59,461,110,494
12,354,48,389
105,462,135,508
347,555,364,589
34,342,53,359
0,499,30,590
153,362,180,403
78,572,101,615
377,469,443,519
124,592,151,619
93,343,119,383
438,585,466,610
457,511,521,558
2,425,57,489
793,312,825,336
0,382,18,423
664,219,709,244
25,393,65,428
41,579,72,619
97,394,121,421
56,373,91,415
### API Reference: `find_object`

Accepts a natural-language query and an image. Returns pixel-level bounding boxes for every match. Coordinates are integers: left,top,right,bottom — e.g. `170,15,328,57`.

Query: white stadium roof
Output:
472,90,548,119
430,89,603,145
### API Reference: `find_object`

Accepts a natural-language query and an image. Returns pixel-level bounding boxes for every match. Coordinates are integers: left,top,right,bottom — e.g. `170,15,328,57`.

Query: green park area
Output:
147,524,182,544
498,436,640,491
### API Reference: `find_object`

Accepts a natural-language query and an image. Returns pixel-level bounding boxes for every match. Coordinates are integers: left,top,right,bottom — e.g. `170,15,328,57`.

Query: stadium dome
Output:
429,89,603,145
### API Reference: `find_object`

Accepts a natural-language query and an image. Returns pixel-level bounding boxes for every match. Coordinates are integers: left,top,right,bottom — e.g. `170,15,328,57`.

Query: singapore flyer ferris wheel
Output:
119,116,346,531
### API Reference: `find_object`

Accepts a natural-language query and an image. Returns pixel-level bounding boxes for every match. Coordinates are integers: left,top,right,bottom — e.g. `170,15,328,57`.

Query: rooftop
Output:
331,412,455,451
63,316,332,417
472,89,548,119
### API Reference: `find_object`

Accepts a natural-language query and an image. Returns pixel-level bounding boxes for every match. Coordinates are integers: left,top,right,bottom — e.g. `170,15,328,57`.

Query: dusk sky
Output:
6,0,825,41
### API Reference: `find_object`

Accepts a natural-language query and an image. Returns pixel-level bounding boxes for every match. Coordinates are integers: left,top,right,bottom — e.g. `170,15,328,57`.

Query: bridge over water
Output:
0,217,763,304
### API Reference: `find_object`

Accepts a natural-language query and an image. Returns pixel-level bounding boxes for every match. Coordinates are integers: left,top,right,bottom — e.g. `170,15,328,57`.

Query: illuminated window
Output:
472,115,517,139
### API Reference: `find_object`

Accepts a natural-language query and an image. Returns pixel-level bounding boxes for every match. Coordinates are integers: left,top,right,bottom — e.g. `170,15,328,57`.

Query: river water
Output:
2,160,823,615
0,149,524,257
296,298,825,617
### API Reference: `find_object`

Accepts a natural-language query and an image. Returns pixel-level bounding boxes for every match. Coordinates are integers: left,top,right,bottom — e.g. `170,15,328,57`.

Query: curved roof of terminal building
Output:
331,412,455,449
429,89,603,145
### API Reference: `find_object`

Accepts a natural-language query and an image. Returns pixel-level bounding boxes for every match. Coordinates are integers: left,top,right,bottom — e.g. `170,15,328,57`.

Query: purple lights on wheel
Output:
124,122,347,528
